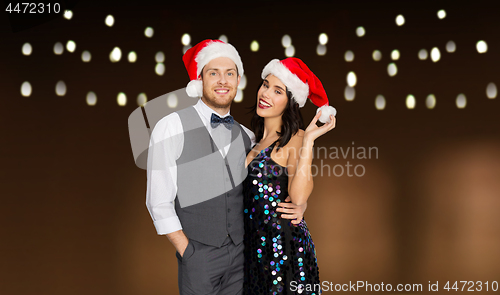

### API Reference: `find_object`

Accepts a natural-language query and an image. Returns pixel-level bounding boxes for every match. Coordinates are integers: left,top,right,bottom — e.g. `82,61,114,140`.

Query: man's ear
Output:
237,75,241,86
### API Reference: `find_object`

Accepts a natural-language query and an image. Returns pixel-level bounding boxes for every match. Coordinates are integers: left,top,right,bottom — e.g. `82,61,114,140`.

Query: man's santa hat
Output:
261,57,337,123
183,39,244,98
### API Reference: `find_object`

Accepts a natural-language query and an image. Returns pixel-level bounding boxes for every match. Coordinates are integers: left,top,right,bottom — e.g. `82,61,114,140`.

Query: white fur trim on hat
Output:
316,105,337,123
186,80,203,98
195,41,244,77
261,59,309,107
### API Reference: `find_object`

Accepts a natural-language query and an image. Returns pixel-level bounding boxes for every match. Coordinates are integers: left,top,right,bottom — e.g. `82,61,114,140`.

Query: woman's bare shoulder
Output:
284,129,305,150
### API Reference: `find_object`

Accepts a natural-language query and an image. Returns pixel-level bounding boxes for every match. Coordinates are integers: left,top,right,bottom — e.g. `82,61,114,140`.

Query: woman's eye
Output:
275,90,281,95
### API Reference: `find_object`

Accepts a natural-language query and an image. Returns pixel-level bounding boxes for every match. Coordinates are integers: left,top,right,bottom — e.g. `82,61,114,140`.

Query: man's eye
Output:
228,72,233,76
210,72,216,76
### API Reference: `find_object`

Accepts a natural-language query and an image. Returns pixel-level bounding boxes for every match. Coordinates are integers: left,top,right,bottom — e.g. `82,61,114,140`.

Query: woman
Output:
243,57,336,294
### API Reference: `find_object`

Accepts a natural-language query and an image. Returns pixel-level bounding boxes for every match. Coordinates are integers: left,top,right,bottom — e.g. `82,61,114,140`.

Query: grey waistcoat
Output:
174,106,251,247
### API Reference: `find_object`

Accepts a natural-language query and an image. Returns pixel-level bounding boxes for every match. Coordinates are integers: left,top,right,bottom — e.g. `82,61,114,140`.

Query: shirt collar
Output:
195,98,231,126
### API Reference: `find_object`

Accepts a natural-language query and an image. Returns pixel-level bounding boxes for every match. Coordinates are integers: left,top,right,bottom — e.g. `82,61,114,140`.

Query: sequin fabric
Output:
243,140,320,294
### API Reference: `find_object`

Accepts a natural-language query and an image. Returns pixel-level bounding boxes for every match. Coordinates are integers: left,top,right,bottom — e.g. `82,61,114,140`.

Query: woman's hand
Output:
303,110,336,144
277,196,307,225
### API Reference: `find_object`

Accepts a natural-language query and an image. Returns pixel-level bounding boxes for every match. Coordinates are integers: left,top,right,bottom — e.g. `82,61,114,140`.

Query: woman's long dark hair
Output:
249,80,305,150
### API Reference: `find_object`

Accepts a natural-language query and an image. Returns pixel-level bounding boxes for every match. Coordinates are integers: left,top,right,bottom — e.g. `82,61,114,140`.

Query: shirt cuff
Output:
153,216,183,235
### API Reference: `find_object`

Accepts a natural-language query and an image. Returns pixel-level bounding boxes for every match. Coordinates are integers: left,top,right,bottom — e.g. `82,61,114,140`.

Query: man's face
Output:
200,57,240,109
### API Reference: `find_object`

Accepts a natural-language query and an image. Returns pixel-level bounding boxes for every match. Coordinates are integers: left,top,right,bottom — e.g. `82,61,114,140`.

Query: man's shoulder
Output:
238,124,256,145
154,106,197,128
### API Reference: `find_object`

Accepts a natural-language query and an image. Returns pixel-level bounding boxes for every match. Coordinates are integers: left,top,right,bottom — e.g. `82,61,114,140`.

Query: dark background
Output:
1,0,500,294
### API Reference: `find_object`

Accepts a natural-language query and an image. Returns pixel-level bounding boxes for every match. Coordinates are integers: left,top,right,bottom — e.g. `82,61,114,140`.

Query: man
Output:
146,39,306,294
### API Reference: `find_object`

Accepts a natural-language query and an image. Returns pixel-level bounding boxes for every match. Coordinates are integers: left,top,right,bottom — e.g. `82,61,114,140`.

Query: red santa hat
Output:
261,57,337,123
182,39,244,97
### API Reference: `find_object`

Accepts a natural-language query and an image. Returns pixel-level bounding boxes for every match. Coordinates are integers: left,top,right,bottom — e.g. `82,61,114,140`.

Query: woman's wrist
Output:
302,136,314,148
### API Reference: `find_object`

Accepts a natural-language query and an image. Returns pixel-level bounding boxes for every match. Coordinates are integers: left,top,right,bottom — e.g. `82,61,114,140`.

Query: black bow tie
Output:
210,113,234,130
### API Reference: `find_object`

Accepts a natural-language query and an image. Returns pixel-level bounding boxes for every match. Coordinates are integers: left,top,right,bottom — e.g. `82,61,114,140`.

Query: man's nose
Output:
218,73,227,84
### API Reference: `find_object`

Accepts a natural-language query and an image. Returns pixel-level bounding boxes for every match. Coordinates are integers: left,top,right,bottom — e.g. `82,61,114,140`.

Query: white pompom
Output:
186,80,203,97
316,105,337,123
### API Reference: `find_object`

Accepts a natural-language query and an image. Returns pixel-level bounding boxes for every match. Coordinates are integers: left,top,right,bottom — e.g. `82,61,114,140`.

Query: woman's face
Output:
256,74,288,118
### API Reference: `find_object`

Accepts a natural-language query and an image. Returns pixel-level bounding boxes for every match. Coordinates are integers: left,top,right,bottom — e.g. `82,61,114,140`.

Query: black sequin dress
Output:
243,140,320,295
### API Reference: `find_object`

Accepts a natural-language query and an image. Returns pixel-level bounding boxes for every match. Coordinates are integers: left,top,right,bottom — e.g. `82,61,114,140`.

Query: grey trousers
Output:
176,236,244,295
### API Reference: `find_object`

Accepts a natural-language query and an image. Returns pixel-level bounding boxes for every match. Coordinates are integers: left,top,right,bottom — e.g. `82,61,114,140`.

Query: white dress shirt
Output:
146,99,255,235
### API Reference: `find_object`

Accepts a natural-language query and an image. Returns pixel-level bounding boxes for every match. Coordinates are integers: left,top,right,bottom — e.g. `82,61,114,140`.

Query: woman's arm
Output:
287,111,336,205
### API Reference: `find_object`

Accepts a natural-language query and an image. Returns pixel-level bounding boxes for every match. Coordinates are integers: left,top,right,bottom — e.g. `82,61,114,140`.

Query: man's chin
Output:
203,93,235,109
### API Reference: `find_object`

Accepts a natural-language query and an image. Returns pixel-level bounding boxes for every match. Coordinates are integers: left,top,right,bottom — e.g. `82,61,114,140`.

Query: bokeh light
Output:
345,50,354,62
406,94,416,109
375,95,386,110
117,92,127,106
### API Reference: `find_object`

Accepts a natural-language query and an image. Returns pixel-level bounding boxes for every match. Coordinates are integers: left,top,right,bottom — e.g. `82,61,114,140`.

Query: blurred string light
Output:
281,34,291,48
117,92,127,106
430,47,440,62
110,47,122,62
344,86,355,101
372,50,382,61
356,26,365,37
476,40,487,53
375,95,386,110
437,10,446,19
344,50,354,62
128,51,137,63
395,14,405,26
219,35,228,43
316,45,327,56
86,91,97,106
426,94,436,109
137,93,147,106
167,93,178,108
82,50,91,62
347,72,357,87
250,40,259,52
418,49,428,60
55,81,66,96
105,15,114,27
63,10,73,20
234,90,243,102
238,75,247,90
155,51,165,63
144,27,154,38
406,94,416,109
66,40,76,52
53,42,63,55
486,82,497,99
456,93,466,108
21,81,32,97
317,33,327,56
181,33,191,46
391,49,400,60
318,33,328,45
155,63,165,76
446,41,456,53
387,63,397,76
285,45,295,57
22,43,32,55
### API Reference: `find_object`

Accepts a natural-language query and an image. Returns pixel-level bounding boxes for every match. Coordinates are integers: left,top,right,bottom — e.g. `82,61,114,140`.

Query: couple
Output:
146,39,336,294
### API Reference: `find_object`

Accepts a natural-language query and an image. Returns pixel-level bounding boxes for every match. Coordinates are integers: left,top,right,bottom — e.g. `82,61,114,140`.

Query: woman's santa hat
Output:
261,57,337,123
183,39,244,98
